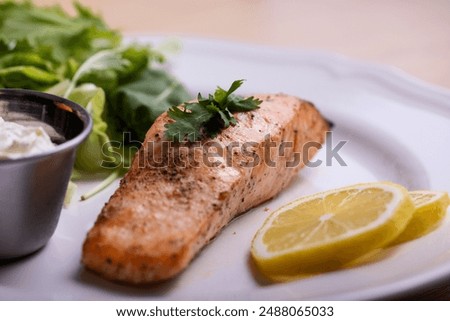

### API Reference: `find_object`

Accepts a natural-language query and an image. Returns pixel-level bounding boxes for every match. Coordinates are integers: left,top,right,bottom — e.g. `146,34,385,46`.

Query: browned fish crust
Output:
82,93,329,284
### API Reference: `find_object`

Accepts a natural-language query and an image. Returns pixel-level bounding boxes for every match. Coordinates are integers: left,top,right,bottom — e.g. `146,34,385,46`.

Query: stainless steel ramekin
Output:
0,89,92,259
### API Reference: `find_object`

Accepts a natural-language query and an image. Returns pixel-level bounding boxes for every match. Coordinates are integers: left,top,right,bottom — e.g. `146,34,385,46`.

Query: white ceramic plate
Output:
1,37,450,300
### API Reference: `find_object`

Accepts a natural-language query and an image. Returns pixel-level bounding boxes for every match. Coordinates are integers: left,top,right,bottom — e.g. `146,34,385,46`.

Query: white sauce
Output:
0,117,55,160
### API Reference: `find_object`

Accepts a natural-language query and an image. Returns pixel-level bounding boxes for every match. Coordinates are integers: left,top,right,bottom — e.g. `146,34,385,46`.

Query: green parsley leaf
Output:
165,102,216,142
227,95,263,112
165,79,262,142
213,79,243,106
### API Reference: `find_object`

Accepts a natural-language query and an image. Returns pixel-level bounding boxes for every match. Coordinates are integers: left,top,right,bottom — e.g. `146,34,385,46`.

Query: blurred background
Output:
34,0,450,90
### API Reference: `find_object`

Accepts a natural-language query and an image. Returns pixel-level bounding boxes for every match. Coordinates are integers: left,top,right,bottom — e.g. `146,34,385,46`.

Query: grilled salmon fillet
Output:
82,93,329,284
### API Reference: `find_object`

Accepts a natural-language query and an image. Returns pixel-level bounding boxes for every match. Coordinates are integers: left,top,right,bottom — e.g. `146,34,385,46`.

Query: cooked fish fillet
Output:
82,93,329,284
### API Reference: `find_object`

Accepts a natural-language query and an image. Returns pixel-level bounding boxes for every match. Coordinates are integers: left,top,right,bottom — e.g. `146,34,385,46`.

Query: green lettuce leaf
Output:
69,84,116,173
0,1,120,64
64,45,155,95
110,68,191,141
0,65,60,89
48,81,116,173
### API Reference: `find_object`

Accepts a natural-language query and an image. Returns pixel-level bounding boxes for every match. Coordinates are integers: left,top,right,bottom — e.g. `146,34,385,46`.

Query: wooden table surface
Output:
37,0,450,90
35,0,450,300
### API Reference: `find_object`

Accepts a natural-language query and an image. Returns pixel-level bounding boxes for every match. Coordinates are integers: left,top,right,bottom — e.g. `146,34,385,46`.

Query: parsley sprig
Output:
164,80,262,142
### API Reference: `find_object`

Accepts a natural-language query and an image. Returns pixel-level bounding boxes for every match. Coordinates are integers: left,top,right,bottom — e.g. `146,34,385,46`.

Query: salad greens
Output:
0,1,191,200
165,80,261,142
111,68,191,141
0,1,121,87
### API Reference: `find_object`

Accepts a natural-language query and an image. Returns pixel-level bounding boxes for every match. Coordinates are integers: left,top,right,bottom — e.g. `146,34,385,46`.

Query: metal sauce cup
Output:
0,89,92,259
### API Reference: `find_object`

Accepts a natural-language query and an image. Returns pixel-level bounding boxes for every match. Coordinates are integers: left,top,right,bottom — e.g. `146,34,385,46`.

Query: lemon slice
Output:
390,191,449,245
251,182,414,277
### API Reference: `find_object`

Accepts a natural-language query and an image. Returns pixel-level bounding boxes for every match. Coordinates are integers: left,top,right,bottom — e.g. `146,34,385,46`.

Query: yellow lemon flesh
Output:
251,182,414,278
390,191,449,245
